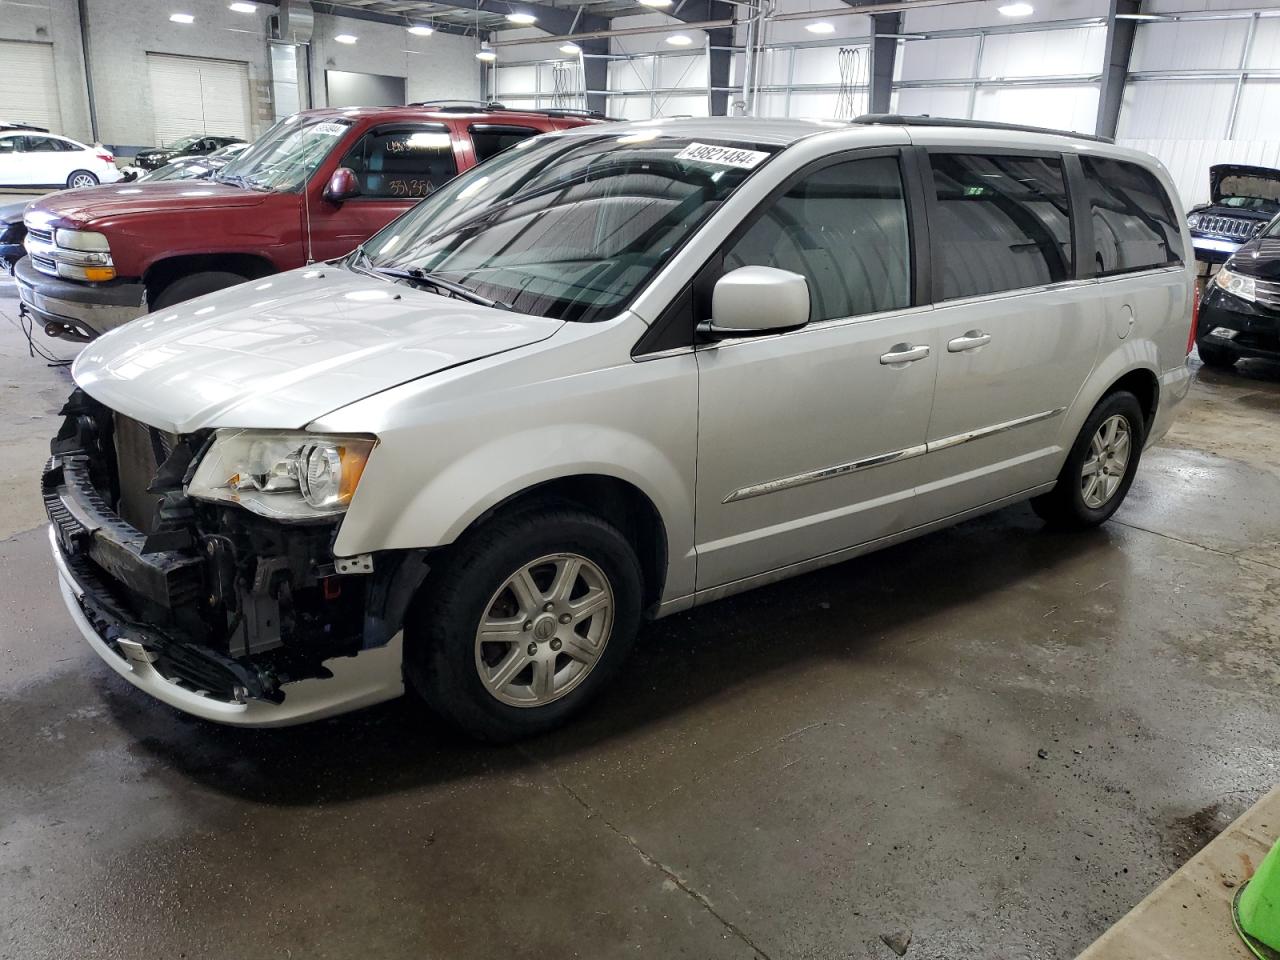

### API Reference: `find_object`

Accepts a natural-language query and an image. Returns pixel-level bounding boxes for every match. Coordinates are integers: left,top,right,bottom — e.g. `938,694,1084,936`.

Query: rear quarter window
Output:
1079,157,1183,276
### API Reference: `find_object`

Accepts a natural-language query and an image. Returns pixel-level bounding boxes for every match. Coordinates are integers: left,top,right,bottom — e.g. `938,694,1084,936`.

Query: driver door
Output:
694,150,939,591
306,122,461,262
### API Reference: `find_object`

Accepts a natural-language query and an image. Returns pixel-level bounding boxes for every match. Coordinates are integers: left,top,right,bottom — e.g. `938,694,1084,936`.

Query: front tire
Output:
66,169,99,189
151,270,248,309
1196,341,1237,370
1031,391,1145,529
406,506,643,741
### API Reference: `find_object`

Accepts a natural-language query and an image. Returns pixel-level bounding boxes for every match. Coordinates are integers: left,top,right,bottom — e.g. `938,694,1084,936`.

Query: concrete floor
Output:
1,280,1278,960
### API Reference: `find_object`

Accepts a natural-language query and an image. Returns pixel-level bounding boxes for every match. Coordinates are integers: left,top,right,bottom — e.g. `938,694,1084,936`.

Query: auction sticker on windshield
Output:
674,142,769,169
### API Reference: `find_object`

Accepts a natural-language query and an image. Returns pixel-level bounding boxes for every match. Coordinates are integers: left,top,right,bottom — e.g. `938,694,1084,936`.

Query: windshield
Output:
167,135,202,151
359,132,777,323
217,115,353,192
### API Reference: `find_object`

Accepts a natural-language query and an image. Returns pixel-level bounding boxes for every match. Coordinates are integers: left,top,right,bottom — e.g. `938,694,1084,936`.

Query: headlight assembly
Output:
187,429,375,520
54,229,111,252
1187,213,1202,230
1214,265,1256,303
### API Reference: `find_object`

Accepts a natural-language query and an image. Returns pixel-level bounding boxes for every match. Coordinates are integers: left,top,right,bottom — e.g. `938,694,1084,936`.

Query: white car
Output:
0,131,122,189
44,116,1195,740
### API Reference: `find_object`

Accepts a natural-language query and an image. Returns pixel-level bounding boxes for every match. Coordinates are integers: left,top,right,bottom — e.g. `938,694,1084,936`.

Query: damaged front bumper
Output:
51,526,405,726
44,391,422,726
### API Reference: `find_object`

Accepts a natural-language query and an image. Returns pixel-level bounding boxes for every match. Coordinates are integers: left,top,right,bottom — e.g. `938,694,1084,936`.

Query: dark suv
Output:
1187,163,1280,265
1195,222,1280,368
17,104,606,341
132,134,246,172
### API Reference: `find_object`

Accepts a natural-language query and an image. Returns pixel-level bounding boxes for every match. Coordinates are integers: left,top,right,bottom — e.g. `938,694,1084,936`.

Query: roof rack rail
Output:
409,100,616,121
852,113,1114,145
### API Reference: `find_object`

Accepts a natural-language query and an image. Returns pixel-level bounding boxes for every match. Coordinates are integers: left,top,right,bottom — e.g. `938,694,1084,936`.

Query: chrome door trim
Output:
926,406,1066,453
721,406,1066,504
722,443,929,503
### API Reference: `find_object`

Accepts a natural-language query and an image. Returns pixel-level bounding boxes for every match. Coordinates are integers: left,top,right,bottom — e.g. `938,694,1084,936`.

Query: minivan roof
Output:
290,105,606,126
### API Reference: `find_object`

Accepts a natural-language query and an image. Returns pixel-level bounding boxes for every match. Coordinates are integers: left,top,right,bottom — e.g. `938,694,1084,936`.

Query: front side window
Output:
471,124,540,163
723,155,911,322
0,137,16,154
360,133,778,322
338,125,458,199
216,115,354,192
1080,157,1183,275
929,153,1073,301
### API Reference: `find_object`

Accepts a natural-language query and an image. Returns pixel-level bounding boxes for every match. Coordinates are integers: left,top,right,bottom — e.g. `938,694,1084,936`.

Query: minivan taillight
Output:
1187,283,1201,355
96,151,114,164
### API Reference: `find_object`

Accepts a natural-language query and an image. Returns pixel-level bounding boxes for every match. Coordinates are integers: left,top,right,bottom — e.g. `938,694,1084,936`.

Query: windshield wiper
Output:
347,245,512,311
377,266,513,311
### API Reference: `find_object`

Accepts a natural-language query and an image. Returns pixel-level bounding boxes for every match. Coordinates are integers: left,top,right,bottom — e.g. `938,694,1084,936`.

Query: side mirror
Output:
699,265,811,340
323,167,361,204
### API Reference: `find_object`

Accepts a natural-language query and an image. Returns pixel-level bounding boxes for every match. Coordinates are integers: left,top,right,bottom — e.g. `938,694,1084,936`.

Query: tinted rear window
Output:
470,124,540,163
1079,157,1183,275
928,153,1073,301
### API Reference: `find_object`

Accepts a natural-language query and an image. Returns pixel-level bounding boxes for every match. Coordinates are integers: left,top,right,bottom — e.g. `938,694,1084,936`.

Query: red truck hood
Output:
24,181,269,229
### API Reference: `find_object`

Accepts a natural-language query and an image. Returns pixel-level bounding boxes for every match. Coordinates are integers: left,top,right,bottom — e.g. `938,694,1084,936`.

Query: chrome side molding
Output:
722,407,1067,504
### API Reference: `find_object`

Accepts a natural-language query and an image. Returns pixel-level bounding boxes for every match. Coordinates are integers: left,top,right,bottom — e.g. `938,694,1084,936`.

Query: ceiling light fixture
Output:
169,12,194,23
407,24,434,35
638,0,674,7
560,42,582,54
998,2,1033,16
228,2,256,12
805,20,835,33
506,11,537,24
665,33,693,46
334,33,357,43
476,42,497,61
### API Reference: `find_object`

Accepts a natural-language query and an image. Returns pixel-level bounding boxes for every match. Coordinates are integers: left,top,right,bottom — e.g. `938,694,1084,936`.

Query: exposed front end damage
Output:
45,389,423,724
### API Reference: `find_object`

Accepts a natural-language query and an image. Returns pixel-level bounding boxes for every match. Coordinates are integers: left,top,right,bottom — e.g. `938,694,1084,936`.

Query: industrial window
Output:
928,153,1073,301
1079,157,1184,275
723,156,911,322
338,126,459,200
470,124,541,163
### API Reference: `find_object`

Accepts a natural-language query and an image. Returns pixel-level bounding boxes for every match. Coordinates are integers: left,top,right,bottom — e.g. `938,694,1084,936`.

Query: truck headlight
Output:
54,229,111,252
1187,213,1202,230
1214,265,1256,303
188,429,376,520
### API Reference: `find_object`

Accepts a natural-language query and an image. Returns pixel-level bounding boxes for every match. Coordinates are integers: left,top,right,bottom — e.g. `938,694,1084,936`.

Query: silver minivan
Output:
46,116,1194,739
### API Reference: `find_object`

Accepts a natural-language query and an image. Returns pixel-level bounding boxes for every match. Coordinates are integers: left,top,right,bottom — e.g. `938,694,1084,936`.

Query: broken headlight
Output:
187,429,375,520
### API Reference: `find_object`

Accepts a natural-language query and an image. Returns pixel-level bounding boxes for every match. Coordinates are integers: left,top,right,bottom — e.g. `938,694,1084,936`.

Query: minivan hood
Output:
24,181,268,228
72,266,563,433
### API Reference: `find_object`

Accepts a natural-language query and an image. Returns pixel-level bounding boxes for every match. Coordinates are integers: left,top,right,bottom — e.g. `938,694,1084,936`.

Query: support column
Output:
868,11,901,116
581,37,609,115
708,27,732,116
1097,0,1140,140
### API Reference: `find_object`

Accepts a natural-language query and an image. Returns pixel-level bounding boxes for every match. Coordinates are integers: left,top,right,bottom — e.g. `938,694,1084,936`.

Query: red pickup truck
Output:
16,103,605,341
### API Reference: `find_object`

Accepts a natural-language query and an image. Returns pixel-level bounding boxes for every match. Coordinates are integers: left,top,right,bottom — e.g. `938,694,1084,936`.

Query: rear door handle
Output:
880,343,931,366
947,331,992,352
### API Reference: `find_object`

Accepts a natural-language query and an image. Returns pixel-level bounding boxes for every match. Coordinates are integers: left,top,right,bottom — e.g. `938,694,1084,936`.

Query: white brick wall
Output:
0,0,92,142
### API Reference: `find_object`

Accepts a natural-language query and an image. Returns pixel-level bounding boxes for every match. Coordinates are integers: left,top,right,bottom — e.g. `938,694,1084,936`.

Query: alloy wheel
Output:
474,552,614,708
70,173,97,188
1081,414,1132,509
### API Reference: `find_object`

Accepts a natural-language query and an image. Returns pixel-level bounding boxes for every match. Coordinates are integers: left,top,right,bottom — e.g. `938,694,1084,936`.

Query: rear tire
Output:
66,169,99,189
151,270,248,309
1196,341,1237,370
405,506,643,742
1031,391,1145,530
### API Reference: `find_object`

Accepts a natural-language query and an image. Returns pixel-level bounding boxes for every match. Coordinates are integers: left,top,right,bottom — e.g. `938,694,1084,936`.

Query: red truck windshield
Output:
216,115,353,193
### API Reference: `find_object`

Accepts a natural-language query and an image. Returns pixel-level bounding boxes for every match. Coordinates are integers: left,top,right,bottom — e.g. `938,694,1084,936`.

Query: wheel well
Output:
461,475,669,616
144,254,275,302
1107,369,1159,433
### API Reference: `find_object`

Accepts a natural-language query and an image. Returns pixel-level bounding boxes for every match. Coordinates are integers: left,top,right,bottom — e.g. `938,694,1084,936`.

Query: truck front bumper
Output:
14,255,146,341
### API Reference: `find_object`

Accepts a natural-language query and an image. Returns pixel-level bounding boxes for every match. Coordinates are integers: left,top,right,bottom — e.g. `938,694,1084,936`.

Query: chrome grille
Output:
26,226,52,245
1254,277,1280,310
1198,215,1259,240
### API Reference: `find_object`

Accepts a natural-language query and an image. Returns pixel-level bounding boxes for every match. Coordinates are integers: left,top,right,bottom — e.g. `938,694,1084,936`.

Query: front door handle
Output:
880,343,930,366
947,330,992,352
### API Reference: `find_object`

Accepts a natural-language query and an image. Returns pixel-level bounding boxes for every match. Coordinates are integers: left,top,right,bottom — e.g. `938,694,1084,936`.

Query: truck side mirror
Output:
323,167,361,204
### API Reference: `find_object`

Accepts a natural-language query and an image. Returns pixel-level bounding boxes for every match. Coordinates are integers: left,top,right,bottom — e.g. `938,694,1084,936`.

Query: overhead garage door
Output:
146,53,252,147
0,40,63,132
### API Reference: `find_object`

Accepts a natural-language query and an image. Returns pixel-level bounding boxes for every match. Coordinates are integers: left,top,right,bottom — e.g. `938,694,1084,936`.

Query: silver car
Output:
46,116,1194,739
